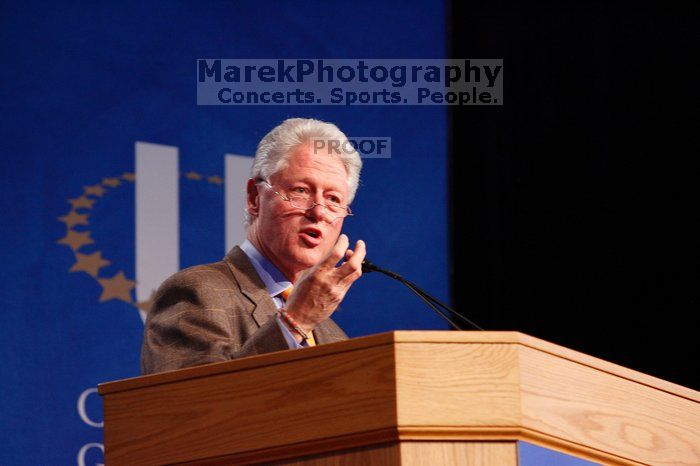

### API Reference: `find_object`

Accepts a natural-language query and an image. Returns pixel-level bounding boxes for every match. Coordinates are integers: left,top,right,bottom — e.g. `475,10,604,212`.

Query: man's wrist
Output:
282,305,315,332
275,314,305,346
278,307,312,341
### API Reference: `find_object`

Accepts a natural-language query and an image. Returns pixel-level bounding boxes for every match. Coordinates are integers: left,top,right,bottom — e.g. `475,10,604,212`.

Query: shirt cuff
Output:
276,314,306,349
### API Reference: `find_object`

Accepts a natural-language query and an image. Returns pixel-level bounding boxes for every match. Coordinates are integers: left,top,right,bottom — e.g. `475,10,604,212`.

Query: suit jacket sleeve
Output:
140,263,289,375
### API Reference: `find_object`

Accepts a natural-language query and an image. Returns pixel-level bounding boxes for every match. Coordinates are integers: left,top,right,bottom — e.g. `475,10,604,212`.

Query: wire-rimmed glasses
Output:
257,180,353,221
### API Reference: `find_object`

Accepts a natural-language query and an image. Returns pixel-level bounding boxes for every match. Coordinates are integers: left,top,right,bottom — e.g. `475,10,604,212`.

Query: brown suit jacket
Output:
140,246,348,374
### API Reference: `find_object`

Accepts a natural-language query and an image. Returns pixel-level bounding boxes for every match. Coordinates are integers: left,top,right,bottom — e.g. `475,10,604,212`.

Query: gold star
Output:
207,175,223,185
69,251,111,277
98,271,135,303
68,196,96,210
185,171,203,180
83,184,106,197
57,211,89,228
135,289,157,314
57,230,94,251
122,172,135,182
102,177,121,188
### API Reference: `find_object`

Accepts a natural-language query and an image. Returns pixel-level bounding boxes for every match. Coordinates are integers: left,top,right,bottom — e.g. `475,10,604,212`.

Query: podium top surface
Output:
99,330,699,402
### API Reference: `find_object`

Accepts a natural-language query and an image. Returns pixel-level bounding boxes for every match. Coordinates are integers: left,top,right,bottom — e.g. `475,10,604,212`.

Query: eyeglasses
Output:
257,180,353,220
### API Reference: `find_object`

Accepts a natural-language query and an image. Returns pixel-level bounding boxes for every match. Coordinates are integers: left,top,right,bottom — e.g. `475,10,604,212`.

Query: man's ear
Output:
246,178,260,218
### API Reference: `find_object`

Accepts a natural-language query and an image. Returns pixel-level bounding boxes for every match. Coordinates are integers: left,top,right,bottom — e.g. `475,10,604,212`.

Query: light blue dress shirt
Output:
240,240,306,349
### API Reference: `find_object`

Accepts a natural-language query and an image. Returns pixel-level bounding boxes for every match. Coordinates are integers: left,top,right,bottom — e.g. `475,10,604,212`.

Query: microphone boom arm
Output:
361,259,484,331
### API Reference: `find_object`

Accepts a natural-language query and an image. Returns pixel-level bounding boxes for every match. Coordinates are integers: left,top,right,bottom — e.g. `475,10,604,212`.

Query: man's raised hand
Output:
284,234,366,334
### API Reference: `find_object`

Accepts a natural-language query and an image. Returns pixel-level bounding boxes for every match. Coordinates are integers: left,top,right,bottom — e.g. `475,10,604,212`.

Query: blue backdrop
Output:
0,1,449,463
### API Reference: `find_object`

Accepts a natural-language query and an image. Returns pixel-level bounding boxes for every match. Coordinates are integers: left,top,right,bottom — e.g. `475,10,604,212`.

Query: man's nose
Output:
305,202,333,223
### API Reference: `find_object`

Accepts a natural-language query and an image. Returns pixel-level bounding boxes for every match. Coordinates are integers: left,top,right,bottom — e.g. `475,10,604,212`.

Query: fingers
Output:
287,236,366,327
346,239,366,270
323,234,349,267
322,235,366,283
339,239,366,282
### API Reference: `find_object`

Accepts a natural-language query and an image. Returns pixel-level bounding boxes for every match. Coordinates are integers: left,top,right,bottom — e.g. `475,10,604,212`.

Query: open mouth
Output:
300,228,323,245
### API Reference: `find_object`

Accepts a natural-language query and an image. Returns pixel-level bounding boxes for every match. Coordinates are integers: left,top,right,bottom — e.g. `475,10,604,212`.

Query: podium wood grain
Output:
100,331,700,465
273,442,517,466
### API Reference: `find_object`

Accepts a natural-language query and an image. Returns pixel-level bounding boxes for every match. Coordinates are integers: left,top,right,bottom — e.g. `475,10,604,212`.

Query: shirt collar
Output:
240,239,292,299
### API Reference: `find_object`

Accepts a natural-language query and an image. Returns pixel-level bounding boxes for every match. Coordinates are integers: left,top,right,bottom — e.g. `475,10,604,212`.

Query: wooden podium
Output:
99,332,700,465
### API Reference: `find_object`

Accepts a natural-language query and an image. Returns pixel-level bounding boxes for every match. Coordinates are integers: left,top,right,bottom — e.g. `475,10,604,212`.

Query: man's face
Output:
247,142,350,280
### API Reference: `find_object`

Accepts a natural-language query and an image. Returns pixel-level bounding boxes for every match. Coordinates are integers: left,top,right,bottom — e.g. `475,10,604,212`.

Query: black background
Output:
449,2,699,389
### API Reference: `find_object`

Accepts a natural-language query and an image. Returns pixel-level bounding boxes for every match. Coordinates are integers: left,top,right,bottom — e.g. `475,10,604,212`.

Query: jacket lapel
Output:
224,246,278,327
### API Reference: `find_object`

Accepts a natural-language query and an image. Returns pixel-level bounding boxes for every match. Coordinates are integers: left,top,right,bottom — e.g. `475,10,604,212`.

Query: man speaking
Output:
141,118,365,374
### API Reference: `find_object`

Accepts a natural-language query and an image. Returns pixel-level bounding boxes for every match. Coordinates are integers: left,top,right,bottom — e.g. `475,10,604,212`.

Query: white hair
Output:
245,118,362,224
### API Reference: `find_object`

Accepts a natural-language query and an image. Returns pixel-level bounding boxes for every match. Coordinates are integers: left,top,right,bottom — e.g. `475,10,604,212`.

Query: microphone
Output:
361,259,483,330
